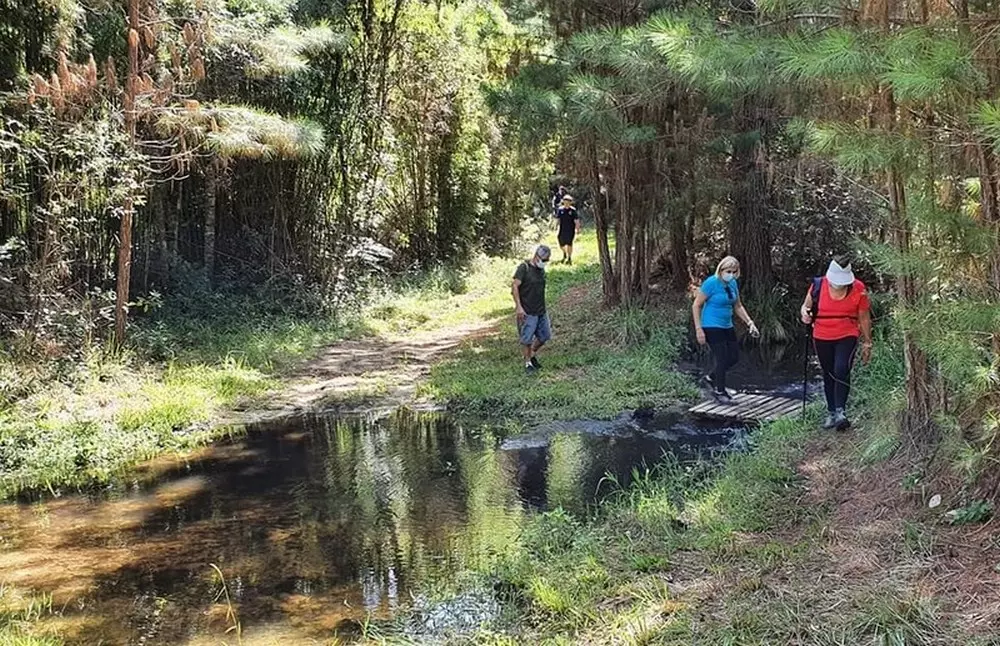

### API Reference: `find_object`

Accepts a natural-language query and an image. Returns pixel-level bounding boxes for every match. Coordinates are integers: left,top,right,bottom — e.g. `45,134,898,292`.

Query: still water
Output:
0,409,742,644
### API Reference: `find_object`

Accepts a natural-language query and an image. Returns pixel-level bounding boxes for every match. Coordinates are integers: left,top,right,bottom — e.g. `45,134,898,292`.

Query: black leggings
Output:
814,336,859,412
704,327,739,392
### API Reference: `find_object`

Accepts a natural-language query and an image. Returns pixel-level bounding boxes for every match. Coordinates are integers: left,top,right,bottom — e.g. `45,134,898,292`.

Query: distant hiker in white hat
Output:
554,194,581,265
800,254,873,431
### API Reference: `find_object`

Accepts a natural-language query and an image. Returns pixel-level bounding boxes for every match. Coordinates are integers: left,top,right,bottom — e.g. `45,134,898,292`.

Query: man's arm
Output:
512,278,526,323
574,209,581,233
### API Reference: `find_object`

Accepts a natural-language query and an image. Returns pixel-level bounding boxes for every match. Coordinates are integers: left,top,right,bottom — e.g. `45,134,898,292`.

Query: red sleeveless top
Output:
810,278,870,341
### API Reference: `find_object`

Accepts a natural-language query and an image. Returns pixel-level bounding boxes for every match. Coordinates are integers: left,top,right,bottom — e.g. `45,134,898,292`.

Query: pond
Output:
0,408,745,645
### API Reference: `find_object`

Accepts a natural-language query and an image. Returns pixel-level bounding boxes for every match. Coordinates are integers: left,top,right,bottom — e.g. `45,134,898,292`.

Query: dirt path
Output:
232,317,504,424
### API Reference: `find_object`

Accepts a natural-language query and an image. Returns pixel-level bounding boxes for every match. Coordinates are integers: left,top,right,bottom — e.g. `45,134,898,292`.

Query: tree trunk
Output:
977,144,1000,288
204,160,217,280
151,183,168,287
615,150,634,305
114,0,140,346
587,138,618,306
888,168,936,444
728,98,773,298
668,204,689,290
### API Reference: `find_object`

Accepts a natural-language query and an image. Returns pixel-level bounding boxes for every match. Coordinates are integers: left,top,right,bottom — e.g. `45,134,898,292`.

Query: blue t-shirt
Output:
699,275,738,329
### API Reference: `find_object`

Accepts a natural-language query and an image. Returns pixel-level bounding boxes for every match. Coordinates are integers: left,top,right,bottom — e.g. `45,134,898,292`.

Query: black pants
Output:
704,327,739,392
814,336,859,412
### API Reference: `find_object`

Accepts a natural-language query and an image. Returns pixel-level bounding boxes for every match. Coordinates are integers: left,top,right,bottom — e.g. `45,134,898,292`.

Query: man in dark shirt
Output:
512,244,552,374
554,194,581,265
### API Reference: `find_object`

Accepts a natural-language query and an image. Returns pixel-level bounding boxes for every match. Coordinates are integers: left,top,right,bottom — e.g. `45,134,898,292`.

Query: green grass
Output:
421,232,697,422
0,585,61,646
370,406,973,646
0,230,619,497
368,335,980,645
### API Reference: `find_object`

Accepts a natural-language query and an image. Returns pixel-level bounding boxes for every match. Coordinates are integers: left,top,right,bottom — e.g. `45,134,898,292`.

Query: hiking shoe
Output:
713,390,734,405
833,409,850,430
530,356,541,369
822,412,837,430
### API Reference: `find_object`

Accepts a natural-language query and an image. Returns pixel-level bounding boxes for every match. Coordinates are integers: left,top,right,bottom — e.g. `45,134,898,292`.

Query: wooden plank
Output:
754,397,800,419
762,400,804,421
729,394,772,417
691,396,757,419
689,393,805,423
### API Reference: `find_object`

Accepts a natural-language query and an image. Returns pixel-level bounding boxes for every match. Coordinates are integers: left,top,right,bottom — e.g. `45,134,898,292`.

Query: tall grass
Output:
0,585,61,646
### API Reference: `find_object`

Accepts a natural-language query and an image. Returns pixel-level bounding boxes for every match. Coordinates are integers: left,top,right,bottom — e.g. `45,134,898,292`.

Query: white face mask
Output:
537,260,548,270
722,271,737,283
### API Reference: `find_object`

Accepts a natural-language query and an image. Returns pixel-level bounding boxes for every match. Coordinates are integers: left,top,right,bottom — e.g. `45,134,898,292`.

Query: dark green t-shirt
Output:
514,261,546,316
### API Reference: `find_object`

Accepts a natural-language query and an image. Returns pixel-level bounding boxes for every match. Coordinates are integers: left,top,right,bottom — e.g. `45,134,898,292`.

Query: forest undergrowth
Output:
0,232,598,499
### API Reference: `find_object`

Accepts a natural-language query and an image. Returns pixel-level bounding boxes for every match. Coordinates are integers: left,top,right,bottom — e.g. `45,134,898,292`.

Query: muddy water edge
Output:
0,405,747,645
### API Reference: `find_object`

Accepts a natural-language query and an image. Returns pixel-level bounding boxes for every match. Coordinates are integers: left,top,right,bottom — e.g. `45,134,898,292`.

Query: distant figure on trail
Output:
512,244,552,374
554,194,581,265
692,256,760,404
551,185,567,215
800,255,872,431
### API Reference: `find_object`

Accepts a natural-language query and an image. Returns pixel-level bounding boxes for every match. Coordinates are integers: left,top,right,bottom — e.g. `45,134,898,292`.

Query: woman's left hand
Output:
861,342,872,364
747,321,760,338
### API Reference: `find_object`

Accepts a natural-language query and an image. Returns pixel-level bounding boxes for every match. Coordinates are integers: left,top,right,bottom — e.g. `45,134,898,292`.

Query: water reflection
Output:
0,409,741,644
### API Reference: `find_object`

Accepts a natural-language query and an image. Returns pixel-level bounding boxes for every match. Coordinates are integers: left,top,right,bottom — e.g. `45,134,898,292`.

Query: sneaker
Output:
822,412,837,430
701,374,714,388
713,390,734,405
524,363,537,375
833,409,850,430
566,257,572,265
530,356,541,369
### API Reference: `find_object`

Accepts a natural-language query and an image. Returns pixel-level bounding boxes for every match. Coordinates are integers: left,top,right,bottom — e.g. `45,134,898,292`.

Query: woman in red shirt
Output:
799,256,873,430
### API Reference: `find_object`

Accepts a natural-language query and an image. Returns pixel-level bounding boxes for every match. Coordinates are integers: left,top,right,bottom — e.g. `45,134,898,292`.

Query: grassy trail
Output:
4,232,995,646
0,232,625,498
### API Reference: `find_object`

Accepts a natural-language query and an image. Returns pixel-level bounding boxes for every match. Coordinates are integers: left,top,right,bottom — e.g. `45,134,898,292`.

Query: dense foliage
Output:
0,0,548,347
1,0,999,492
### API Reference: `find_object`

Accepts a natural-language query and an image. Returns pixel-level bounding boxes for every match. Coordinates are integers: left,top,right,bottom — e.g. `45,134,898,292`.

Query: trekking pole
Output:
801,323,811,418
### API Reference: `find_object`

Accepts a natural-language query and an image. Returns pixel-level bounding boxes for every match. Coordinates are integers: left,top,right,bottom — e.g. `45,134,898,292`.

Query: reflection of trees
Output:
456,430,525,570
283,409,527,613
546,434,589,514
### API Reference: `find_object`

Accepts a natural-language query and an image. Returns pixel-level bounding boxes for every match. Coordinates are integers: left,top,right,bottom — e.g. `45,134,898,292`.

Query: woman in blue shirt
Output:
691,256,759,404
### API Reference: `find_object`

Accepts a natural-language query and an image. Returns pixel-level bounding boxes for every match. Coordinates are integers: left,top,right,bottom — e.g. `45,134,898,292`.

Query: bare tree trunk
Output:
728,97,773,298
151,183,167,287
168,179,179,259
587,138,617,305
204,160,217,280
977,144,1000,287
887,169,936,443
616,150,633,305
667,205,689,290
114,0,140,346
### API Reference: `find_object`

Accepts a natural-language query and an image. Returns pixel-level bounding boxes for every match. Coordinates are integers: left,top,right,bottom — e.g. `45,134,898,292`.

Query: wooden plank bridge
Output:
689,392,803,424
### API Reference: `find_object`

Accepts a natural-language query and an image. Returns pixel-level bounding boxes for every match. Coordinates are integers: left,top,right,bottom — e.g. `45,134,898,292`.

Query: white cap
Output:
826,259,855,287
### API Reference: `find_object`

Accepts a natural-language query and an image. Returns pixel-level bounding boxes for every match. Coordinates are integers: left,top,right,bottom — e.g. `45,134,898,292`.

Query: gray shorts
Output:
518,313,552,345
